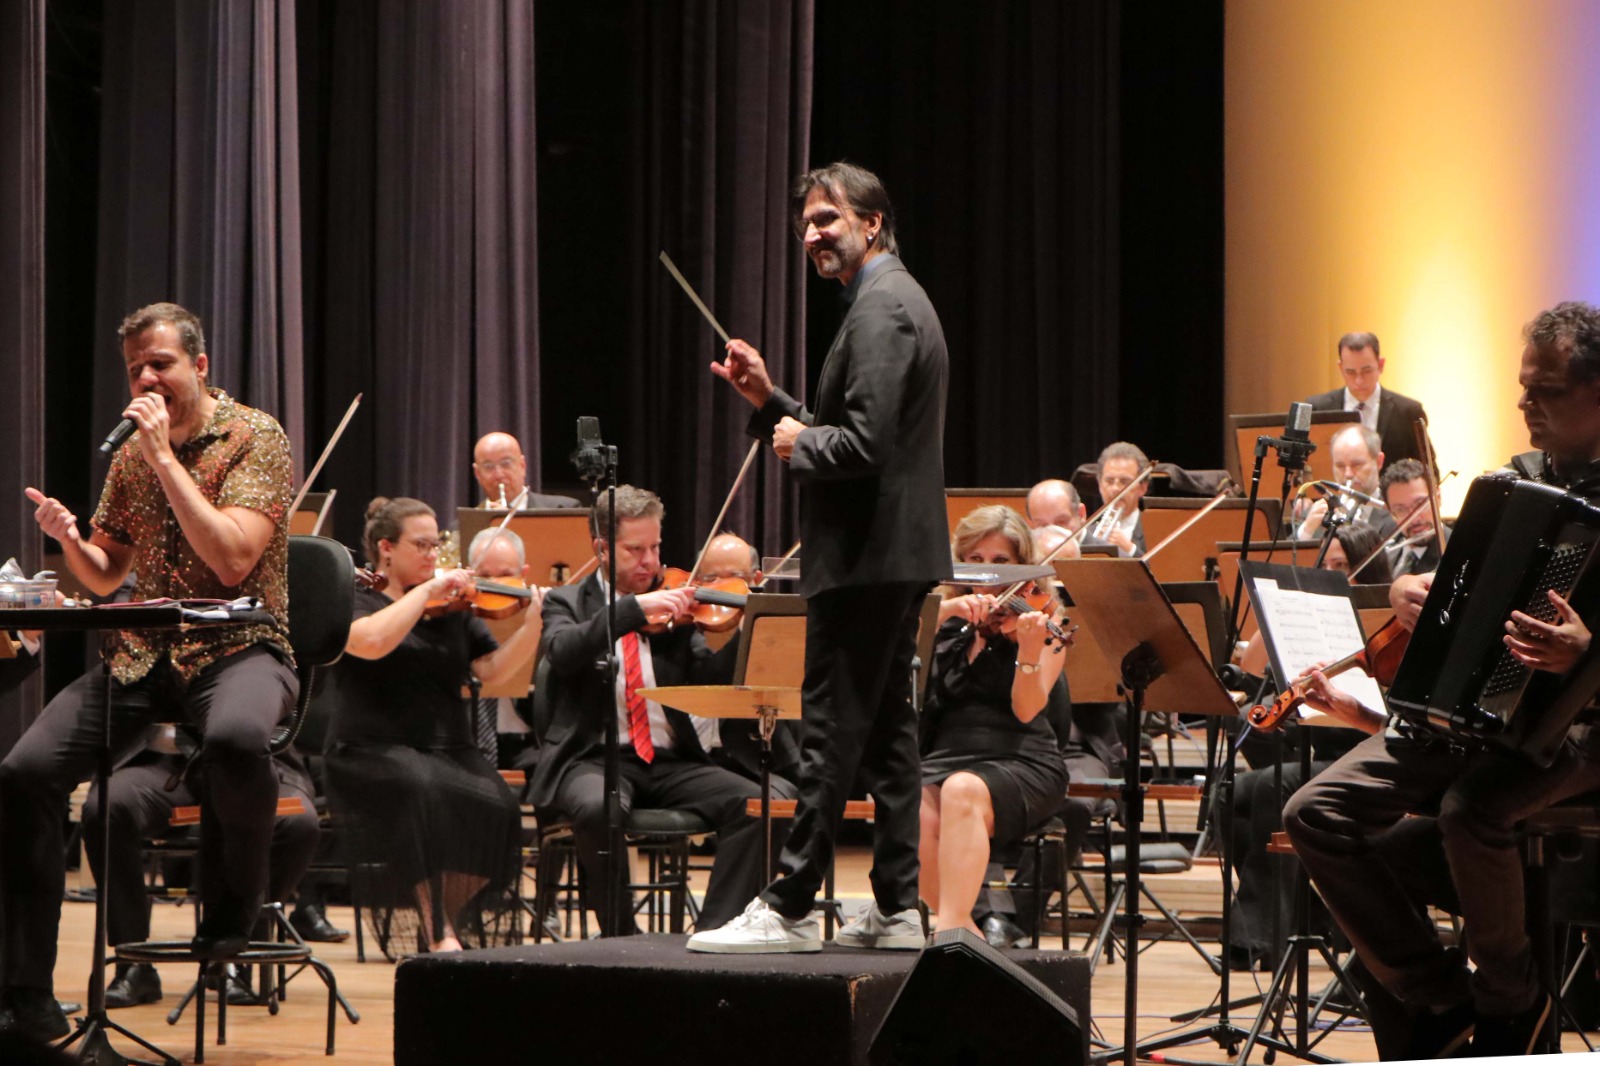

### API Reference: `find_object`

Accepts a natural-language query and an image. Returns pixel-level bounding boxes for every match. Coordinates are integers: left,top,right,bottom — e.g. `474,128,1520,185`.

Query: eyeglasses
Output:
474,457,521,472
404,537,442,554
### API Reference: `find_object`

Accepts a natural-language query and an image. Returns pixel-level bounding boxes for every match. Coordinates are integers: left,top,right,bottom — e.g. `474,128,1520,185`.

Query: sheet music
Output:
1253,578,1387,718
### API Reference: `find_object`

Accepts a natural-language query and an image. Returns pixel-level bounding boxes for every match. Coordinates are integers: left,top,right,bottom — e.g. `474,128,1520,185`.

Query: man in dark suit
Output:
1304,332,1430,472
692,161,950,953
1085,442,1150,556
1380,458,1450,577
529,485,773,936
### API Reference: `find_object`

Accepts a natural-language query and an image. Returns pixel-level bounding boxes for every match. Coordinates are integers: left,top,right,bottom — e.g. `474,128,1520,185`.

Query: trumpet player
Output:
1293,425,1395,541
1086,442,1149,557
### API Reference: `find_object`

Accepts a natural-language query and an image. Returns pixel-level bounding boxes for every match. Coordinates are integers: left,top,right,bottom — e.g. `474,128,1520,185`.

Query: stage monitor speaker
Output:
868,928,1084,1065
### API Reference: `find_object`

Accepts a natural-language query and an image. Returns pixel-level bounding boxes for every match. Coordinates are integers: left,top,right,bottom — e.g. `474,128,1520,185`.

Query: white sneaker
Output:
685,898,822,954
835,903,925,950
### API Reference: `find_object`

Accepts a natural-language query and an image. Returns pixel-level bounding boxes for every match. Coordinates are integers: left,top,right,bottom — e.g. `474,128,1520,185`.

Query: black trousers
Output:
1284,724,1600,1016
82,752,320,947
0,646,296,992
761,582,926,919
551,750,787,935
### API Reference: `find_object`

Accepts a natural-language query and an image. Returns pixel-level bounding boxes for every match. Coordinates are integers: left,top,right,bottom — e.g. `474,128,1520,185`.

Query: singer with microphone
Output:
0,303,297,1042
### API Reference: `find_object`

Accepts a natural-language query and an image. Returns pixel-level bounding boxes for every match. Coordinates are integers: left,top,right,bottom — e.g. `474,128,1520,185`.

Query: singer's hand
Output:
24,488,82,546
712,340,775,408
124,393,175,469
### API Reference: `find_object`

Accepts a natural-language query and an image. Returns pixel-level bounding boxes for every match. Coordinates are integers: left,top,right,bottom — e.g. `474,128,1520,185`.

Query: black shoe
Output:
980,915,1028,949
290,904,349,943
55,1000,81,1016
105,963,162,1009
1402,1000,1475,1059
1227,946,1268,973
204,965,262,1007
192,891,261,960
1472,994,1549,1057
5,987,69,1042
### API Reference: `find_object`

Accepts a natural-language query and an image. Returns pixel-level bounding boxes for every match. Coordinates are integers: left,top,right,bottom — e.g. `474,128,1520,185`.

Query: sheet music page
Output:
1253,578,1387,718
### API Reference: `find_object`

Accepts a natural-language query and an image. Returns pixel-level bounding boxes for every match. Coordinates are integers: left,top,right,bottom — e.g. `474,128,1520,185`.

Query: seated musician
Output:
1284,300,1600,1058
1294,425,1398,541
1,303,298,1041
464,526,547,769
86,727,320,1008
528,486,775,936
1025,479,1087,532
471,431,578,509
1228,525,1391,971
690,532,801,788
1087,443,1149,556
1380,458,1449,578
919,506,1071,938
323,497,535,954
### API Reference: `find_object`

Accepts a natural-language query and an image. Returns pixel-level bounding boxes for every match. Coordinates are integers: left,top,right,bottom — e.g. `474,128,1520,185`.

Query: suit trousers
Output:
0,646,296,992
82,753,320,947
761,582,927,919
1283,724,1600,1015
551,750,775,935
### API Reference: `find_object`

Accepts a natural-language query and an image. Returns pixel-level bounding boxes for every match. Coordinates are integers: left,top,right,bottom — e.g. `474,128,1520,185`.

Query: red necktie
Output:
621,632,655,763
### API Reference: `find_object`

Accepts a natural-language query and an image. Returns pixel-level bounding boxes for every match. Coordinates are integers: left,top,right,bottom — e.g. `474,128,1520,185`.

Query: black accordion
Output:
1387,475,1600,765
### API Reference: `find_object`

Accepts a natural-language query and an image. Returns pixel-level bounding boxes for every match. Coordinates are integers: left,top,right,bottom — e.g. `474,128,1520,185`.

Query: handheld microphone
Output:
99,418,136,455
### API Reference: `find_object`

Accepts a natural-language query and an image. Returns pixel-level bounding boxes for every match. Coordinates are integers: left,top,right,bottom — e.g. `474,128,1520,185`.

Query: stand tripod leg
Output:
56,1014,180,1066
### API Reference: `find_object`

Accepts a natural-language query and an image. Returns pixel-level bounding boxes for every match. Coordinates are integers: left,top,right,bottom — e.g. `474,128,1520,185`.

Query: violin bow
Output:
472,488,529,568
755,541,802,589
288,393,363,520
1142,484,1235,561
1414,419,1448,552
688,441,762,582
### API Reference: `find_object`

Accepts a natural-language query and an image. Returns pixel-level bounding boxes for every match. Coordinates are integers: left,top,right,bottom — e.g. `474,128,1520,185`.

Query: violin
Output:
976,582,1076,647
1247,615,1408,731
358,565,535,621
642,567,752,634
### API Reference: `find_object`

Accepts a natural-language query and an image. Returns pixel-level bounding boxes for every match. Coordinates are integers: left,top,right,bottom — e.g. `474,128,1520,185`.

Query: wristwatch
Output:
1015,660,1040,675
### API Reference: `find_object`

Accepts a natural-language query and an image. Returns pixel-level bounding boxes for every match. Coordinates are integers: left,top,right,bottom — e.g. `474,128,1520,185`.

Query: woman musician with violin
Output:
322,497,537,955
918,506,1074,940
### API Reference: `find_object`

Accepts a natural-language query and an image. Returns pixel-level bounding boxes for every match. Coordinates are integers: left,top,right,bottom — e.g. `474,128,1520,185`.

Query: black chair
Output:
114,534,358,1061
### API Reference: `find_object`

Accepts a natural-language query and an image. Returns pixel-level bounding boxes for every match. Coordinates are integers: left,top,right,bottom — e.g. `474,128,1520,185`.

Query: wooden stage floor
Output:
49,849,1598,1063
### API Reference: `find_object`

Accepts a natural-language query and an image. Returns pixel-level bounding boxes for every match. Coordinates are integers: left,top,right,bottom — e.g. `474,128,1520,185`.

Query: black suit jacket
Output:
526,574,736,809
749,254,952,597
1304,387,1430,471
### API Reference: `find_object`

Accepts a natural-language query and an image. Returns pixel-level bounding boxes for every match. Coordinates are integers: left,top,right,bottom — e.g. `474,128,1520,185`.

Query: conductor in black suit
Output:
1304,332,1430,472
690,161,951,953
528,486,777,935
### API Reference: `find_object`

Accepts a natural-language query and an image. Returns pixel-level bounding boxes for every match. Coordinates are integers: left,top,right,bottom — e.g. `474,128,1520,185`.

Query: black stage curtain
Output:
300,0,541,547
92,0,306,475
808,0,1121,490
622,0,813,563
0,0,45,740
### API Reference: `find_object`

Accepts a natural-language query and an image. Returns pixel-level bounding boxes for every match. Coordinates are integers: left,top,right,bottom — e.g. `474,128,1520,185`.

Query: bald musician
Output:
1025,479,1086,532
1295,425,1398,542
471,431,578,509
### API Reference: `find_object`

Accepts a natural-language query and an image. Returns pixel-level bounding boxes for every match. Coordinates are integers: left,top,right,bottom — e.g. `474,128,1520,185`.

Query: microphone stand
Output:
573,427,623,937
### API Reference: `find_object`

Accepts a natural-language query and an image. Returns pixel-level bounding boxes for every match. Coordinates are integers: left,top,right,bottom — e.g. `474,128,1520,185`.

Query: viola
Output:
1247,615,1408,732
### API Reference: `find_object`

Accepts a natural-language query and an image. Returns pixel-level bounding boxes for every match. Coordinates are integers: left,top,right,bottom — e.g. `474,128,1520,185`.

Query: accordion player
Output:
1387,473,1600,765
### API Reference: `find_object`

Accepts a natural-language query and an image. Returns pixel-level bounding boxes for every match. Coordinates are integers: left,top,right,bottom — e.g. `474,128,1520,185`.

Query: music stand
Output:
289,491,335,537
457,507,594,587
4,602,275,1066
943,487,1030,535
1051,559,1236,1064
1232,561,1374,1064
1141,498,1283,586
637,685,800,883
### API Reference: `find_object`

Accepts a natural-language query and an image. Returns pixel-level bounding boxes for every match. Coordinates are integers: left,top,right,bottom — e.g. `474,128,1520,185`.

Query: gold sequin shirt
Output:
92,388,294,683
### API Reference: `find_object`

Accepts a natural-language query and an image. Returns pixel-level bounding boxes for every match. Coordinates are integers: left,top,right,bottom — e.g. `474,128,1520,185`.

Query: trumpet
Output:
1090,502,1124,541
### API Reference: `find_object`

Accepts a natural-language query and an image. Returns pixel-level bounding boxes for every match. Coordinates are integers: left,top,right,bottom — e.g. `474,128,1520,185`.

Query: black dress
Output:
920,620,1070,847
323,585,521,957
